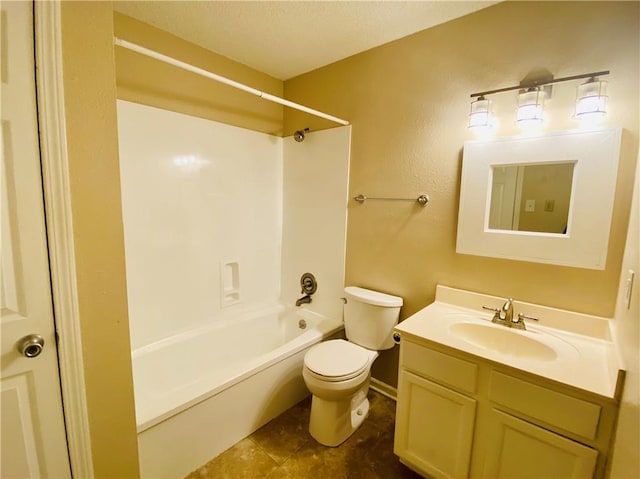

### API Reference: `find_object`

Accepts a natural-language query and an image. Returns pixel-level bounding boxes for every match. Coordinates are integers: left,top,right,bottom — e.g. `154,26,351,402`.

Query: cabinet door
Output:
395,370,476,479
483,409,597,479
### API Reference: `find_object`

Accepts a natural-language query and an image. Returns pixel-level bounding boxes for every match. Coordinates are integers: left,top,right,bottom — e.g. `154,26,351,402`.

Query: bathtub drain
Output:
298,319,307,329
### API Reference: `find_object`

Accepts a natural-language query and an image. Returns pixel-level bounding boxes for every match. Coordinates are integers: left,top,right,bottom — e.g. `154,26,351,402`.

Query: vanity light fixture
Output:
576,77,608,118
468,96,492,130
468,70,609,130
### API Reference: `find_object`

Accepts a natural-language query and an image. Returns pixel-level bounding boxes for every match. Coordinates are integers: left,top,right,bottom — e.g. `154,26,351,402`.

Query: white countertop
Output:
395,286,624,399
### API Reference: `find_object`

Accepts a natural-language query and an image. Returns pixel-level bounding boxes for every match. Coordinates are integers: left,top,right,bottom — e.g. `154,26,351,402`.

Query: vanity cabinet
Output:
394,338,617,479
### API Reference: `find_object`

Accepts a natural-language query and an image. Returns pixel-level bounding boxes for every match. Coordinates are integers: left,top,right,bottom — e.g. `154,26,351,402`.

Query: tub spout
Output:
295,295,312,307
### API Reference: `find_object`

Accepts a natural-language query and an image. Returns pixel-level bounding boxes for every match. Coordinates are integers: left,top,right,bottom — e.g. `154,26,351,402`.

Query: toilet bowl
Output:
302,287,402,446
303,339,377,446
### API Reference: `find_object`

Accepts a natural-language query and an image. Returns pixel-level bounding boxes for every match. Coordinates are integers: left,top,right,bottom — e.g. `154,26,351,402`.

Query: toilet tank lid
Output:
344,286,403,307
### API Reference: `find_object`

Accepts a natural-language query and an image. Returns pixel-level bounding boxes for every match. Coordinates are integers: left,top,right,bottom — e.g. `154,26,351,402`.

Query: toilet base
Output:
309,386,370,447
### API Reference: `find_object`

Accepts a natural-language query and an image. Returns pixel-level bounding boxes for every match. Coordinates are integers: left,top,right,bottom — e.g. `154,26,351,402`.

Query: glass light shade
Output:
517,88,545,124
576,78,607,118
468,96,491,129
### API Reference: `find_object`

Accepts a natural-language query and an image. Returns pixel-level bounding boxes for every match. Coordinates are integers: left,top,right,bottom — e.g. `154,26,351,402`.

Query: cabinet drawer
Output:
489,371,601,440
402,340,477,394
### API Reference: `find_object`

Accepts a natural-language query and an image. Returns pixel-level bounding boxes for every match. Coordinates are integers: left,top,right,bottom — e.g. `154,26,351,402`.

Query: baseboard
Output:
370,378,397,401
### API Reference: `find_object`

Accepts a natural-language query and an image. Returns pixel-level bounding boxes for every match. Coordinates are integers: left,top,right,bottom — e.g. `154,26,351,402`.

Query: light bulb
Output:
517,87,545,125
576,78,607,119
468,96,492,130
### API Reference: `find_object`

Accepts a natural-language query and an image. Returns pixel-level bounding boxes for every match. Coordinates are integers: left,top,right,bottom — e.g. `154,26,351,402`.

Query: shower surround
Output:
117,100,351,477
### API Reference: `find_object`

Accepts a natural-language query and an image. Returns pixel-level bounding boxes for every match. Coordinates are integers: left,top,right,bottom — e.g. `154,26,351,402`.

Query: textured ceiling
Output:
114,1,497,80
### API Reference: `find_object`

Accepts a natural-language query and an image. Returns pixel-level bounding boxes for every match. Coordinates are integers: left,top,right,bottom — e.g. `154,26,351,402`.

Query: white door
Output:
1,2,72,477
488,166,521,231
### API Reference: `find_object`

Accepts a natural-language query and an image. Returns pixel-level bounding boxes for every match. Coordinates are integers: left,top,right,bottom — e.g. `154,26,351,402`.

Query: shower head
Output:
293,128,310,142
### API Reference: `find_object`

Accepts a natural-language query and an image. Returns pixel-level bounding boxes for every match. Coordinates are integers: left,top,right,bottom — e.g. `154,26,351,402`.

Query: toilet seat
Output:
304,339,373,382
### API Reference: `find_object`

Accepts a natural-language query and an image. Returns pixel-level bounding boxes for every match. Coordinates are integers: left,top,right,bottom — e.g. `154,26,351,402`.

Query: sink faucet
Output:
295,295,312,307
483,298,539,330
484,298,514,326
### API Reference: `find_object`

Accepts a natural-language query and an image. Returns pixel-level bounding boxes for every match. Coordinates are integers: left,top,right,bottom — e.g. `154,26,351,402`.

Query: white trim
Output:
113,38,350,127
370,377,397,401
34,2,95,477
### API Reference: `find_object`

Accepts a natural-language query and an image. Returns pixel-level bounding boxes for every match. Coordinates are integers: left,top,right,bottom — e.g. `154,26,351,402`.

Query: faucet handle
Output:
300,273,317,295
482,305,500,313
517,313,539,322
482,305,502,323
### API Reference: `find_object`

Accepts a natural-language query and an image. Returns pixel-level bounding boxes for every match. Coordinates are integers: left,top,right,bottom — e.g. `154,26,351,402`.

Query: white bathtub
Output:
132,304,343,478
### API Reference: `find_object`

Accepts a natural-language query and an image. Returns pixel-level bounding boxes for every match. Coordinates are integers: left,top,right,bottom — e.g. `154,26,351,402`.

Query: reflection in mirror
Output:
488,163,575,234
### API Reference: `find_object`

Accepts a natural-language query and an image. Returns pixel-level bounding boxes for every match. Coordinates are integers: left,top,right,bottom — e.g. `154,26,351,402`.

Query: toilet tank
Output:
343,286,403,350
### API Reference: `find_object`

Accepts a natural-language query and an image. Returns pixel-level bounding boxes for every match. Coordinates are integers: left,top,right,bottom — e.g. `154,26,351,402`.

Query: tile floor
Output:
184,391,423,479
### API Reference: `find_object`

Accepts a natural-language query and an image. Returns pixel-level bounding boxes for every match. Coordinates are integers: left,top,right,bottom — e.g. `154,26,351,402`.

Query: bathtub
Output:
132,304,343,478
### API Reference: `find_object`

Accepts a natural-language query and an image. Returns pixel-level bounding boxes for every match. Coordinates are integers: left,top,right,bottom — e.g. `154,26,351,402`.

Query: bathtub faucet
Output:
295,295,312,307
296,273,317,307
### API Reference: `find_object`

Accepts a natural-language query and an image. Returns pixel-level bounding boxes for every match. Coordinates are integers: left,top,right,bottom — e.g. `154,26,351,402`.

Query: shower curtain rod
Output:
114,38,350,126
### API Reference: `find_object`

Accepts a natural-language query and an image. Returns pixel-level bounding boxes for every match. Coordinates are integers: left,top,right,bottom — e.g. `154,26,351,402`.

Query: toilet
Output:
302,286,403,446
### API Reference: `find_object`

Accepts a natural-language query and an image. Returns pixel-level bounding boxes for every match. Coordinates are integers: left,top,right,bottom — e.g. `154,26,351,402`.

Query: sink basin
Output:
449,321,557,361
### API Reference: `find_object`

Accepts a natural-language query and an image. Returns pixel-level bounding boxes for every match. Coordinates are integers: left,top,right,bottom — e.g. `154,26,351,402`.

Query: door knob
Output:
16,334,45,358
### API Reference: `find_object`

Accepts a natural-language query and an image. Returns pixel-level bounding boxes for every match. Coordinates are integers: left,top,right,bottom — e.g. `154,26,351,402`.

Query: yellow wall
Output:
60,2,139,476
113,12,284,135
283,1,639,385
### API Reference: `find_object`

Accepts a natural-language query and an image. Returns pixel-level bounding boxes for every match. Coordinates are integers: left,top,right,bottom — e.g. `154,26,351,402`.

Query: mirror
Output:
488,163,575,234
457,127,622,269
